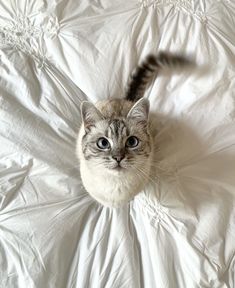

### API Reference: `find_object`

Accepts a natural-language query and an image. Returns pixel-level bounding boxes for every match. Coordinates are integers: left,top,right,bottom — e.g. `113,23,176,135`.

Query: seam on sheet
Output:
0,14,60,69
43,15,60,39
137,195,169,226
0,15,42,55
140,0,193,10
138,0,233,24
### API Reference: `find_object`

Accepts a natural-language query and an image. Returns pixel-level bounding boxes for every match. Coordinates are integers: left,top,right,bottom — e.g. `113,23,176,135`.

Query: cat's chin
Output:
107,166,126,175
80,160,149,208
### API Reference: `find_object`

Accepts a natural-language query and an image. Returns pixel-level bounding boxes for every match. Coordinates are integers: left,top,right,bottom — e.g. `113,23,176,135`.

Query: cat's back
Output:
96,99,133,119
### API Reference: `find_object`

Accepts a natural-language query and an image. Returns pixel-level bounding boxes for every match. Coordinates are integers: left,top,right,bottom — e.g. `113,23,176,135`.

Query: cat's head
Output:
79,98,152,176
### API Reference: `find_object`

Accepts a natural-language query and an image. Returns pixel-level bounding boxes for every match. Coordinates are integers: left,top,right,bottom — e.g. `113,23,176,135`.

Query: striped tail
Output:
125,52,194,102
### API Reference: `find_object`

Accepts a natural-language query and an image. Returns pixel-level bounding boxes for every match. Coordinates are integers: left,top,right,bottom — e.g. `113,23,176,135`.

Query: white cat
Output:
76,52,193,207
77,98,153,207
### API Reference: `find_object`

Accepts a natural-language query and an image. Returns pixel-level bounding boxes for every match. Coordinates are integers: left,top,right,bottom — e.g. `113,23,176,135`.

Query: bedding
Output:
0,0,235,287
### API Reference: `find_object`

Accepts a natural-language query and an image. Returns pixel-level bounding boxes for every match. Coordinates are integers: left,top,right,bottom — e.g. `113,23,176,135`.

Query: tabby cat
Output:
77,52,193,207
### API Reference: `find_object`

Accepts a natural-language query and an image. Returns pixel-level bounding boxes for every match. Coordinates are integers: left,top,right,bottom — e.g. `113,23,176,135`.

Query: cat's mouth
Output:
114,165,123,170
109,163,126,171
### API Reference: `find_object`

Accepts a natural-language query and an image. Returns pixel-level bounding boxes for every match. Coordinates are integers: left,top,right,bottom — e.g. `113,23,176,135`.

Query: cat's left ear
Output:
127,98,149,123
81,101,104,132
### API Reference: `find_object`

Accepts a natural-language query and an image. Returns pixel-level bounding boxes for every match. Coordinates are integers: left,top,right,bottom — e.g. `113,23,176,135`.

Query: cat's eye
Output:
126,136,139,148
97,137,110,149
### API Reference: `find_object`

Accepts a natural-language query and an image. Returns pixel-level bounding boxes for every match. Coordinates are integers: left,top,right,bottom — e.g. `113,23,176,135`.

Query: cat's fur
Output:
77,52,193,207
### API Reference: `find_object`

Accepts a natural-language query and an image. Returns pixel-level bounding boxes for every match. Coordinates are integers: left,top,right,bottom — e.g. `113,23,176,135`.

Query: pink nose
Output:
112,155,124,163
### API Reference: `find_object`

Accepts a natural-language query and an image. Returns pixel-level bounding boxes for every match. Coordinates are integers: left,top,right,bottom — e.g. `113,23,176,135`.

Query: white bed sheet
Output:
0,0,235,287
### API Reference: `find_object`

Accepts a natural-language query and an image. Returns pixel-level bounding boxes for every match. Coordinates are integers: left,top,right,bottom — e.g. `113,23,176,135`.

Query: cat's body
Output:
77,52,193,207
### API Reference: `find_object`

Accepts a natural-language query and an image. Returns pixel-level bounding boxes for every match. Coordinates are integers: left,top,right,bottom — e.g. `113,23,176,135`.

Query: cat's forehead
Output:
95,118,128,136
106,119,128,138
94,117,146,138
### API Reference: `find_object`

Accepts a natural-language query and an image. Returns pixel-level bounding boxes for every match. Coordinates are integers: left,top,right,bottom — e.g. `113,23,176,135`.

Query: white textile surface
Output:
0,0,235,287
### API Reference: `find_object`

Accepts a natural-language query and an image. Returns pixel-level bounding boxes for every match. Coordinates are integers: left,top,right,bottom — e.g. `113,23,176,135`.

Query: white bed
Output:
0,0,235,287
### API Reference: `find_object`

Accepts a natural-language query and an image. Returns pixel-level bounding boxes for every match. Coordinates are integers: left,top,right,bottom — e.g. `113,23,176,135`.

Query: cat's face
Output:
80,99,152,175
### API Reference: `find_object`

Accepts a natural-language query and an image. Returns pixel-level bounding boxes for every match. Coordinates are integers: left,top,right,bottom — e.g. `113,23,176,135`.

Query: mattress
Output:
0,0,235,287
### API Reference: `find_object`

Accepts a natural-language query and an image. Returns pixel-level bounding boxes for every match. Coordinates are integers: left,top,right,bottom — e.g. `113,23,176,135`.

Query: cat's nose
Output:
112,155,124,163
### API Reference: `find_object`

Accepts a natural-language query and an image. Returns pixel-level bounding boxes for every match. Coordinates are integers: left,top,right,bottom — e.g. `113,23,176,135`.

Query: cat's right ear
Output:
81,101,103,132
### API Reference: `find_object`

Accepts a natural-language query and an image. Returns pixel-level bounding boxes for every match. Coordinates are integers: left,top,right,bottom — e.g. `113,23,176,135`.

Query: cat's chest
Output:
82,164,133,190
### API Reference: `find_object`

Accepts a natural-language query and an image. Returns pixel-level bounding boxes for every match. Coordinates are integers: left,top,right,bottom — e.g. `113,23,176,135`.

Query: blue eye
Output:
126,136,139,148
97,137,110,149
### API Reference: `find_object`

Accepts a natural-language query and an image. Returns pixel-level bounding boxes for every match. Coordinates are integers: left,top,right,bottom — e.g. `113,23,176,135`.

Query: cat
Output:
76,52,193,207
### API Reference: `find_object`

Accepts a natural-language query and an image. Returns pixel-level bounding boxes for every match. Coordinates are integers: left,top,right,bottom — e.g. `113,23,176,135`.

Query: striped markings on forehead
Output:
106,119,129,140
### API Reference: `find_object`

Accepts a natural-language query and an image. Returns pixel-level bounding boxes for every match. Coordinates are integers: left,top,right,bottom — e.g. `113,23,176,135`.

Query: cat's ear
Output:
127,98,149,122
81,101,103,131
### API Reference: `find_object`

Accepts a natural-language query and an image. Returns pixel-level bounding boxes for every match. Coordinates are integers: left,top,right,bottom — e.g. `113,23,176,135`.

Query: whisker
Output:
128,158,160,171
129,157,170,174
133,166,159,186
132,169,150,189
126,162,152,187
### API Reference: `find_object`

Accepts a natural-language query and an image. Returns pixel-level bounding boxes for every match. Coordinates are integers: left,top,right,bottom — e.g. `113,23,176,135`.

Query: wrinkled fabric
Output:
0,0,235,287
